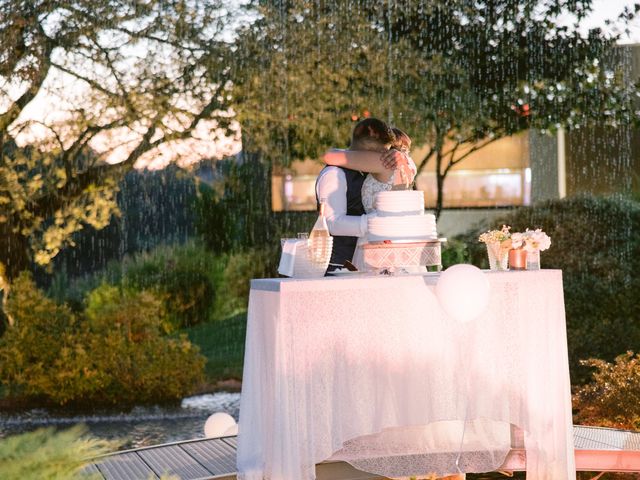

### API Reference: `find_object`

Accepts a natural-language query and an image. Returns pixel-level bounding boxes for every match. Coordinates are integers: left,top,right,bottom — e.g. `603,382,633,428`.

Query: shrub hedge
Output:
121,243,223,329
0,426,115,480
0,273,205,406
573,352,640,430
49,242,224,330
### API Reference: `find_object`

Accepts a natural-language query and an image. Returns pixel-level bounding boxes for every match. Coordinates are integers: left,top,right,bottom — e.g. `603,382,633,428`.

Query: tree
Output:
0,0,236,320
232,0,392,165
232,0,639,218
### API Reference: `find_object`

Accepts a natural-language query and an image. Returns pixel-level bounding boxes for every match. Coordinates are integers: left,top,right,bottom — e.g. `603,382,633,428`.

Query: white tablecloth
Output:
237,270,575,480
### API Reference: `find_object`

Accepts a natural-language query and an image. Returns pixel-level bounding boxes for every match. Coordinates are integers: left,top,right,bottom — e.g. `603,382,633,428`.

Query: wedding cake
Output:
367,190,437,242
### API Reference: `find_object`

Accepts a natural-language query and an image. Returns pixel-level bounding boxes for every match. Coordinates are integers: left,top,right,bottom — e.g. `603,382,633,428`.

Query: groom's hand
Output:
381,149,409,170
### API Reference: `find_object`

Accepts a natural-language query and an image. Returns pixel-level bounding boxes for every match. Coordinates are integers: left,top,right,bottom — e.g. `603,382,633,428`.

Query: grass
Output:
182,311,247,384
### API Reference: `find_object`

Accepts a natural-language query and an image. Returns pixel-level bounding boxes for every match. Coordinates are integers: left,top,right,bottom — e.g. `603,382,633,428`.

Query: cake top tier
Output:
375,190,425,216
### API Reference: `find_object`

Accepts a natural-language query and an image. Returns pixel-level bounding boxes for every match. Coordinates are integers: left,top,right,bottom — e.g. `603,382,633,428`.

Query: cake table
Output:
236,270,575,480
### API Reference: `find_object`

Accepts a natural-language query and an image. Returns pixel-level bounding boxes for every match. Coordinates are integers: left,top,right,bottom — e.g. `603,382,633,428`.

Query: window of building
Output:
271,132,531,211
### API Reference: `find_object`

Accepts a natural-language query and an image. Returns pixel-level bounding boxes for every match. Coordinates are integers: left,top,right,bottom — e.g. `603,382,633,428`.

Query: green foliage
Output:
233,0,639,217
441,238,470,269
121,243,222,329
0,144,119,270
215,247,279,318
196,157,277,254
49,242,223,329
573,352,640,430
0,272,205,406
48,265,123,314
456,195,640,382
0,426,115,480
0,0,235,281
185,312,247,381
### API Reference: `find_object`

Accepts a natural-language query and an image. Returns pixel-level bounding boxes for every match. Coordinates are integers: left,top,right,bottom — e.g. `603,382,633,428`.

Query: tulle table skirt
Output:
237,270,575,480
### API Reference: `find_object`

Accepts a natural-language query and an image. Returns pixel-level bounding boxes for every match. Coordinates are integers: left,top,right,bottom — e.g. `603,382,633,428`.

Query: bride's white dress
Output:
361,172,394,214
352,159,417,269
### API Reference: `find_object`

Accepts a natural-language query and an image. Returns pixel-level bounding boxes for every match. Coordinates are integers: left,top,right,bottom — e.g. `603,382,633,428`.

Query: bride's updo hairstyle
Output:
350,118,395,150
391,127,411,153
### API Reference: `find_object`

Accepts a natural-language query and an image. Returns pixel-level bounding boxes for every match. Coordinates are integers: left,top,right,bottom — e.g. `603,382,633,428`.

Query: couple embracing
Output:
315,118,417,274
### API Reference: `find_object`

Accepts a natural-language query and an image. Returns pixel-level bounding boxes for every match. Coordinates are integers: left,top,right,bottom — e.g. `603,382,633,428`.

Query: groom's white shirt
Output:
315,166,368,237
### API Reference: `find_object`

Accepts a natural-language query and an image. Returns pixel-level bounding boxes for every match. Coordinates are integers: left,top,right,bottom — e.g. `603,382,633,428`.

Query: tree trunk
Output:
0,276,13,327
0,225,32,282
435,170,445,221
433,146,445,220
0,223,33,326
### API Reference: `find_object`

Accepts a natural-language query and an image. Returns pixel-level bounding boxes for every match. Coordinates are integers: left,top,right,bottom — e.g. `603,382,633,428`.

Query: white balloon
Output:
204,412,237,438
223,424,239,436
436,264,490,323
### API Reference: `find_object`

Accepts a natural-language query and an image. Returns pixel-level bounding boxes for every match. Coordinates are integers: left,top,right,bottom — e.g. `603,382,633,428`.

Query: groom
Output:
315,118,405,273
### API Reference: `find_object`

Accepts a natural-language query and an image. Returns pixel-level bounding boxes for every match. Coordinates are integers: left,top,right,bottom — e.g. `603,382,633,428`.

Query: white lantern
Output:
436,264,490,323
204,412,237,438
223,423,239,436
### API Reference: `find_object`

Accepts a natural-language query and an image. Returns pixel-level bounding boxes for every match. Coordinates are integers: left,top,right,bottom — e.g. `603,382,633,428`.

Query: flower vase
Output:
508,249,527,270
526,249,541,270
486,243,509,271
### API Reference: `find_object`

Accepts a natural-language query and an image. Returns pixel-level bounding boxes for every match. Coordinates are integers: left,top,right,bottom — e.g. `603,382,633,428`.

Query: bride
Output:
322,127,417,269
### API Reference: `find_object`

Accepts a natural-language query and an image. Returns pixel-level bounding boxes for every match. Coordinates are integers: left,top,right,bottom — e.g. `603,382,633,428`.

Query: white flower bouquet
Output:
478,225,512,247
510,228,551,270
478,225,512,270
510,228,552,252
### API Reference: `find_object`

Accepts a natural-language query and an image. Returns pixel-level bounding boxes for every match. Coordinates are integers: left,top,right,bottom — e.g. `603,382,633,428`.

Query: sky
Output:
568,0,640,43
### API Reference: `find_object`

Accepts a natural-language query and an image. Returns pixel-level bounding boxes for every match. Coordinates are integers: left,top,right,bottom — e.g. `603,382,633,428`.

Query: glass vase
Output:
486,243,509,271
526,249,541,270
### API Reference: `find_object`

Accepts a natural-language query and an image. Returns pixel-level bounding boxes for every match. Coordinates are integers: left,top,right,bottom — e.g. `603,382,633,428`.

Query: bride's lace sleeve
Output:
407,155,417,177
392,154,417,187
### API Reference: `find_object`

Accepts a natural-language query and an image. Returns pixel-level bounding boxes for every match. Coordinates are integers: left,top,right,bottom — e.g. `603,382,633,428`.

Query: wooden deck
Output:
86,425,640,479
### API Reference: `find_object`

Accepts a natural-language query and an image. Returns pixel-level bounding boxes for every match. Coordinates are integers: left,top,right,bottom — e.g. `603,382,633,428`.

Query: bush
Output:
49,242,223,329
455,195,640,383
195,158,276,254
0,426,115,480
0,273,205,406
573,352,640,430
186,312,247,381
214,246,279,318
441,238,469,269
122,243,222,328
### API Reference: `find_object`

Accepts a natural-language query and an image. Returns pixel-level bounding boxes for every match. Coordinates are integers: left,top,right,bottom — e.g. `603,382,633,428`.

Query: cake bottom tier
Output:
362,241,442,270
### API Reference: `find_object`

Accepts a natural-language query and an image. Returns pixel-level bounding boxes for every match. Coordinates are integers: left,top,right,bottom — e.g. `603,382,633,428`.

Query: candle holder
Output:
509,249,527,270
526,249,541,270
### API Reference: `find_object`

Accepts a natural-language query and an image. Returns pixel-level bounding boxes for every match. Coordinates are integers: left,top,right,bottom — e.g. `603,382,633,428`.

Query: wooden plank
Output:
574,425,640,451
91,426,640,480
97,452,158,480
181,438,238,475
80,463,105,479
220,436,238,449
575,449,640,472
138,444,212,479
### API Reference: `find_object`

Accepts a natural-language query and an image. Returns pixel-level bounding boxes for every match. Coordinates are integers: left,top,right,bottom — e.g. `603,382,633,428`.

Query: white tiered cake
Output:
362,190,441,271
367,190,437,242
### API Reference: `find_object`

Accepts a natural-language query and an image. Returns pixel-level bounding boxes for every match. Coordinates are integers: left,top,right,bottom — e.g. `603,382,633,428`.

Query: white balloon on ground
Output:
204,412,237,438
436,264,490,323
223,423,238,436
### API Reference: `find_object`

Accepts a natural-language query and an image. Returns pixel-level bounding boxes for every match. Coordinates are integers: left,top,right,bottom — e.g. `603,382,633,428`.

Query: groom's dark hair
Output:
351,118,395,147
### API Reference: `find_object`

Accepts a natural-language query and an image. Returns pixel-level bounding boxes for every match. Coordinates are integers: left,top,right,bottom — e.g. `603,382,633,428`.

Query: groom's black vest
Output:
316,166,366,273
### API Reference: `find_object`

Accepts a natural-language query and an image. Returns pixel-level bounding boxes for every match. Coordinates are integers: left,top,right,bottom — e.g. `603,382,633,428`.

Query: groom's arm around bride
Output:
315,118,406,273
